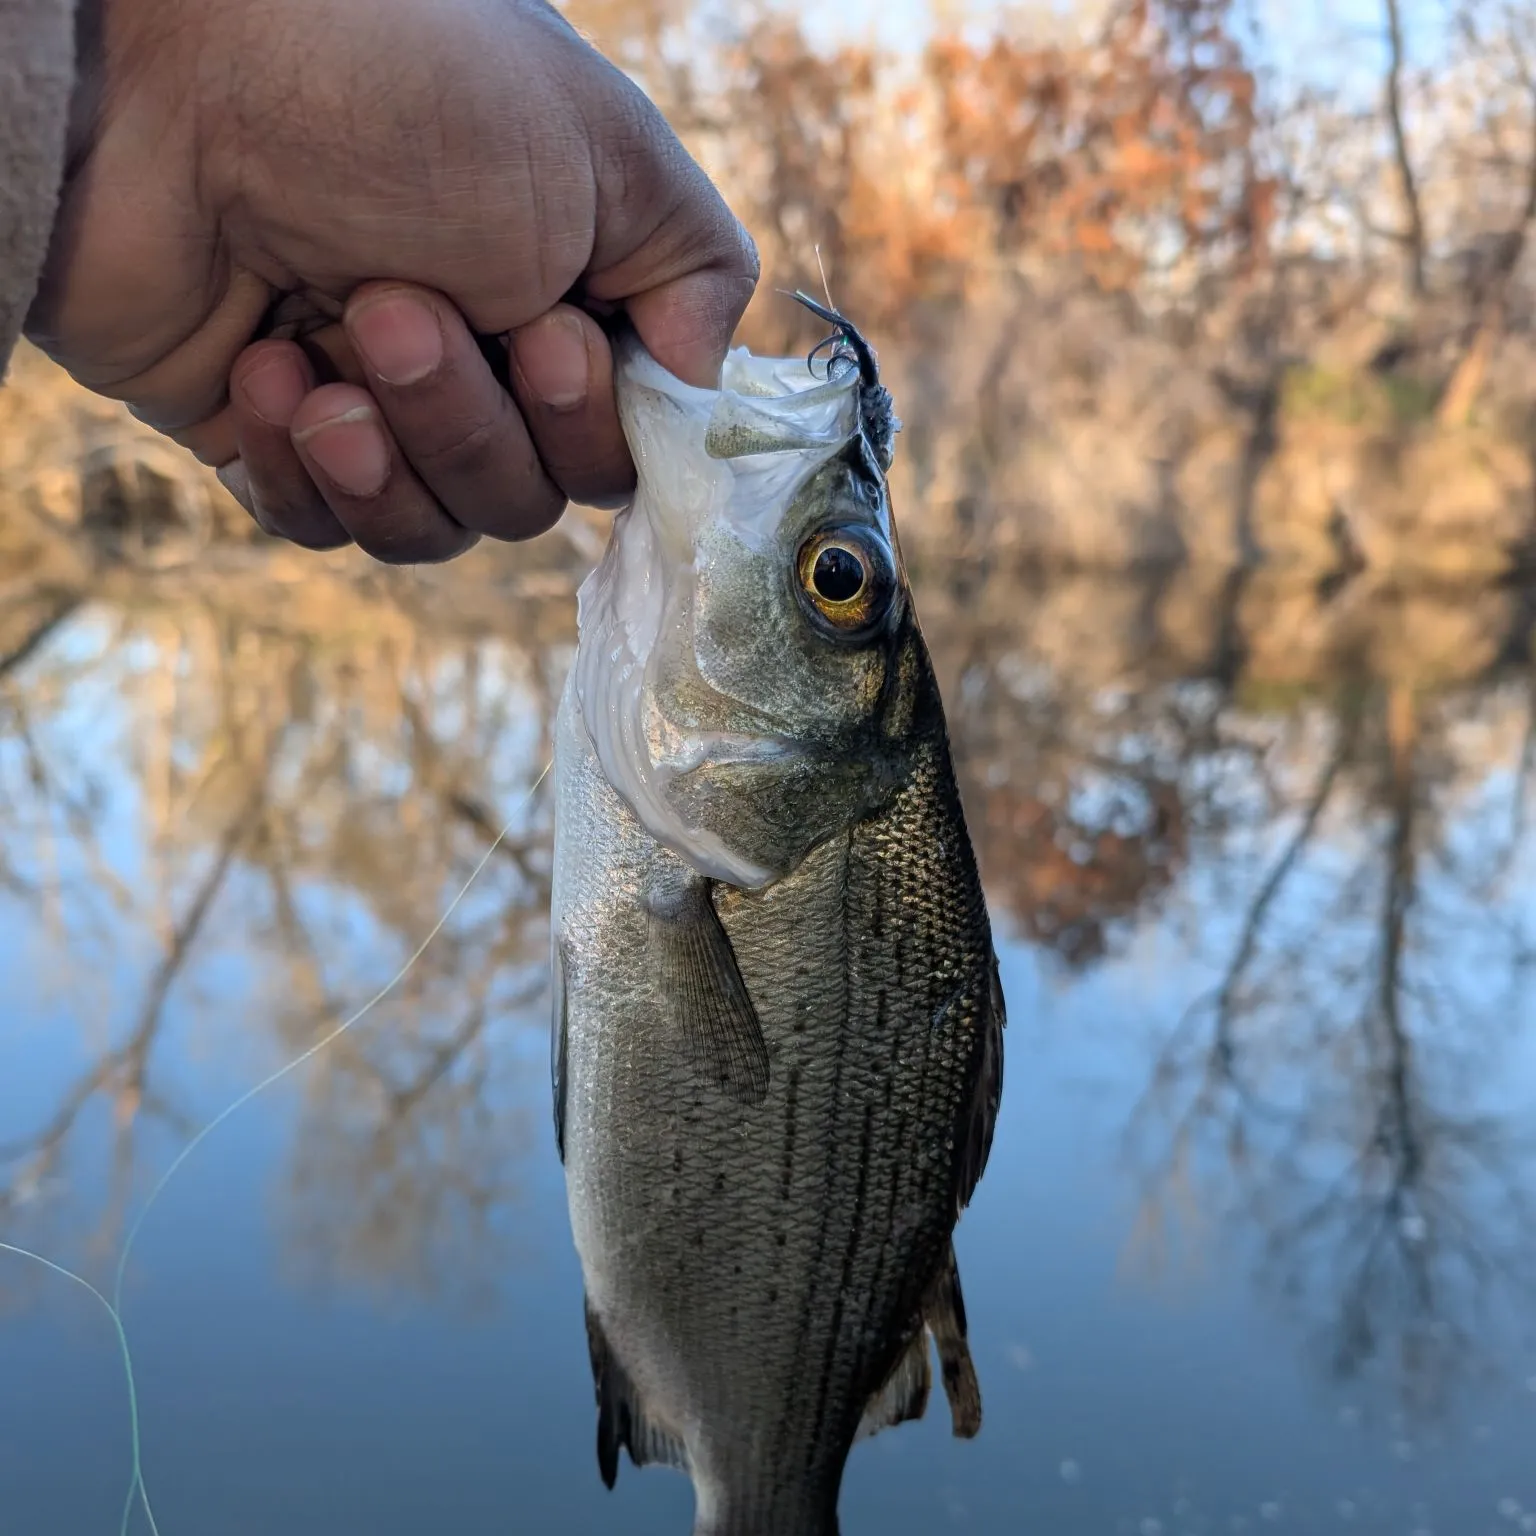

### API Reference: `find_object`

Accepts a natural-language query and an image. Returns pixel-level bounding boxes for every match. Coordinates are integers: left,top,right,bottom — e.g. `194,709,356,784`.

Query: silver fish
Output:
550,301,1004,1536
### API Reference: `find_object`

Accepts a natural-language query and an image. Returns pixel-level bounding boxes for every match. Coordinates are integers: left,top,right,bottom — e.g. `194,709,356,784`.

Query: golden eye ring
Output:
795,526,895,638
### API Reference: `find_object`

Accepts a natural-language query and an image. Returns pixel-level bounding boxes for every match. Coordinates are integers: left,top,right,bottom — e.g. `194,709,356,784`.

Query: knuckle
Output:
406,405,507,477
356,533,431,566
262,512,349,550
547,452,631,509
399,397,569,539
734,227,763,289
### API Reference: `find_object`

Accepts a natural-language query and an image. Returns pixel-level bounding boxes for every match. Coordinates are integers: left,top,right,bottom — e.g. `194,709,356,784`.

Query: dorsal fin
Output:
955,951,1006,1214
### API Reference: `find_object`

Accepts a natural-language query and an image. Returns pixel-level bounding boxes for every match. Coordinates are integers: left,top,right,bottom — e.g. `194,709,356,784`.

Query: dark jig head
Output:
787,290,899,475
793,290,879,388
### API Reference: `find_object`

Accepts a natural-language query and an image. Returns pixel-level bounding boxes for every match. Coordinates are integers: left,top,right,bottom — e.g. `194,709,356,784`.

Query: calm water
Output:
4,563,1536,1535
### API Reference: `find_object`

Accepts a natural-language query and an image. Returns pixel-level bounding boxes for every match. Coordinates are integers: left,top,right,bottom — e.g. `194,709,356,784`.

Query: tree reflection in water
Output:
0,555,568,1313
1117,668,1536,1425
3,550,1536,1424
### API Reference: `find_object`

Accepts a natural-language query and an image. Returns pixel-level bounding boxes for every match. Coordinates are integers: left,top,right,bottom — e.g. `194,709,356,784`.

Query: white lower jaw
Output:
573,548,782,889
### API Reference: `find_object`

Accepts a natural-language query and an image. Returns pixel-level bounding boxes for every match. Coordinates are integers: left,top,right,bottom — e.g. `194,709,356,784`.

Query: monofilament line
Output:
0,758,553,1536
0,1245,148,1528
813,243,837,314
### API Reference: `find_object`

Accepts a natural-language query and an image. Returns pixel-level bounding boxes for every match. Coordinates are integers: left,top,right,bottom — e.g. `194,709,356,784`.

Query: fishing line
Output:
0,1243,150,1530
813,243,837,314
0,757,553,1536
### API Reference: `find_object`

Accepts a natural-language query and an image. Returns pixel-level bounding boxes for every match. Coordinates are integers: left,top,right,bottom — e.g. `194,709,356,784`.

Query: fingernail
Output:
350,292,444,386
514,311,590,410
294,406,390,497
240,354,307,427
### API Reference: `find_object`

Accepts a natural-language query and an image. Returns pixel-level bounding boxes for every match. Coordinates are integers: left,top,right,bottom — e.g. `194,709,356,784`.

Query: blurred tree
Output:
926,0,1275,292
1382,0,1428,301
1435,0,1536,426
561,0,1275,346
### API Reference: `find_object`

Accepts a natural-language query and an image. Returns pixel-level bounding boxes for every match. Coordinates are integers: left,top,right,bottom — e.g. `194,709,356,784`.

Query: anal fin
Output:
927,1244,982,1438
646,878,770,1106
855,1324,932,1443
584,1296,689,1488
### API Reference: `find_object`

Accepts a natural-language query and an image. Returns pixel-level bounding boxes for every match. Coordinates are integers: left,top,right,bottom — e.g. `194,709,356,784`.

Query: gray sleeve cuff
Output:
0,0,77,381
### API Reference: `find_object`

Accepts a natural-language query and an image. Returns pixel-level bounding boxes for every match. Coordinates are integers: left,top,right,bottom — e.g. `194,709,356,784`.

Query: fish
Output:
549,297,1005,1536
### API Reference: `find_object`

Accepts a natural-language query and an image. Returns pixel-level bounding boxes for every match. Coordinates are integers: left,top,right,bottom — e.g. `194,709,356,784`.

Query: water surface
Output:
4,564,1536,1535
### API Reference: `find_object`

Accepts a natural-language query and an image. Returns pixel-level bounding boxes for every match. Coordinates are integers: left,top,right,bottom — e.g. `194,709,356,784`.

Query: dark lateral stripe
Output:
780,1063,801,1204
809,1098,876,1453
851,977,911,1392
809,843,899,1452
771,829,857,1473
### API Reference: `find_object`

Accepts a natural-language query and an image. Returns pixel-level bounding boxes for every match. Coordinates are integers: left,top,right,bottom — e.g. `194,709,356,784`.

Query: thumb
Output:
576,64,760,388
620,245,759,389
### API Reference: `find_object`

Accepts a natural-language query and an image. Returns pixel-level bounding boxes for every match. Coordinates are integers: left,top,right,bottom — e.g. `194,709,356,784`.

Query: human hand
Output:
27,0,758,562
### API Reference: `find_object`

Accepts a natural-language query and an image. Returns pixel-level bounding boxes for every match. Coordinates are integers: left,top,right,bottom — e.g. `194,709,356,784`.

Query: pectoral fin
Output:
646,879,770,1106
584,1296,689,1488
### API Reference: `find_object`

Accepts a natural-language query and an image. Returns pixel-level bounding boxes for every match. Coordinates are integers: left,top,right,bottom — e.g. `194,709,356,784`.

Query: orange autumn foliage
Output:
923,0,1274,289
712,18,984,347
624,0,1275,345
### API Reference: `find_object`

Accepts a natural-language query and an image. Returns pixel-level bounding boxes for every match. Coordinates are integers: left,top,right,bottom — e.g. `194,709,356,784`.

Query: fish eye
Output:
812,545,865,603
795,525,896,639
